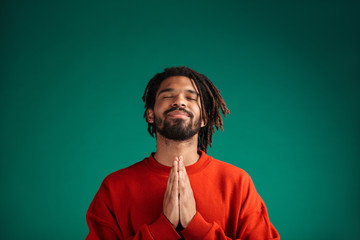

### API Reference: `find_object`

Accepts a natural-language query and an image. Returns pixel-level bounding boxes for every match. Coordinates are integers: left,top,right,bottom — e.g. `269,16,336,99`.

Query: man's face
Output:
147,76,206,141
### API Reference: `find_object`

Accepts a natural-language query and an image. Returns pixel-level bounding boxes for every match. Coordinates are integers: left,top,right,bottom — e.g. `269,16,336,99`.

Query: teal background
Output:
1,0,359,239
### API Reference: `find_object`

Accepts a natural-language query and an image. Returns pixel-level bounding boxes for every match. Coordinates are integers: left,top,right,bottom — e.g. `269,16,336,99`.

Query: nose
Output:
171,94,186,108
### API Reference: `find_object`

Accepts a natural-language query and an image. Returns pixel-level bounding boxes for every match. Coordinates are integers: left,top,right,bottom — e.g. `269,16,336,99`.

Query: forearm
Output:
181,211,280,240
86,212,181,240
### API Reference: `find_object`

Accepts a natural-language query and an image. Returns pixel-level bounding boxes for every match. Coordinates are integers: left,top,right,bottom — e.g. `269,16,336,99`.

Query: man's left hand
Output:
178,156,196,228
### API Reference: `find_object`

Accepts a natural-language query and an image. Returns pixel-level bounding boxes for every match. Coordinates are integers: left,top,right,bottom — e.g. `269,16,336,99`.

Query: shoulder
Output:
101,159,148,188
208,155,250,177
205,155,254,187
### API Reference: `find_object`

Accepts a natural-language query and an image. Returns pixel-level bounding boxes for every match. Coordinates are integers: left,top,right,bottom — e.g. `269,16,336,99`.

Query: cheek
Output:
192,106,202,118
155,116,162,125
153,102,166,114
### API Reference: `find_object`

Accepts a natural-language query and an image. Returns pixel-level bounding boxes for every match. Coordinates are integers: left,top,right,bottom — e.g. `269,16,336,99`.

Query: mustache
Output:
164,107,194,118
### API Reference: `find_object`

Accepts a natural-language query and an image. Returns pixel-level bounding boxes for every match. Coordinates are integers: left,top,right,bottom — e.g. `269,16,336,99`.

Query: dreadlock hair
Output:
142,66,230,153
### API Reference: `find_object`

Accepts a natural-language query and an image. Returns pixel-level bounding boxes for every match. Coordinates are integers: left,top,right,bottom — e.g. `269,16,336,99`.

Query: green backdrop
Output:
1,0,359,239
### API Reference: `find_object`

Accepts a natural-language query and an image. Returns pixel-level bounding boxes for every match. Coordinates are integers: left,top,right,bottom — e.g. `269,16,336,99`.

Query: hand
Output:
178,156,196,228
163,158,180,228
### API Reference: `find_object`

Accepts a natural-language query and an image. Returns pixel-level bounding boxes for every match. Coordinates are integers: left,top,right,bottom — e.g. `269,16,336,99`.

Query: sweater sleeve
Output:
180,174,280,240
85,180,181,240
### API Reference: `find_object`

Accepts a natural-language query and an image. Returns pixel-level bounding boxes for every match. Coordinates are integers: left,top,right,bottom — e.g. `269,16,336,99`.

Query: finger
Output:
166,164,174,193
179,169,186,195
169,156,178,175
169,159,179,197
178,156,188,183
166,159,177,197
180,156,192,187
167,160,175,184
174,162,179,195
179,158,194,198
178,157,184,191
179,156,186,173
182,173,187,194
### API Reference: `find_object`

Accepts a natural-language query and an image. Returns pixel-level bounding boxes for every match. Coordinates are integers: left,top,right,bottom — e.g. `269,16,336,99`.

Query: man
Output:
86,66,280,239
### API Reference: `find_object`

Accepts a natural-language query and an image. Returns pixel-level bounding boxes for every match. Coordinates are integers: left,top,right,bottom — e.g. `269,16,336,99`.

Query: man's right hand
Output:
163,158,179,228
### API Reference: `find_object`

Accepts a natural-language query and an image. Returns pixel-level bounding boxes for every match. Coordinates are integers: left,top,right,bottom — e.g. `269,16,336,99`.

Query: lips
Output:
167,110,190,118
164,107,194,119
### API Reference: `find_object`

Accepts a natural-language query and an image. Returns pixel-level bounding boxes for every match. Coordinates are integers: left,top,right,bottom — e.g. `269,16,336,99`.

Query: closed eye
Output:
186,97,197,101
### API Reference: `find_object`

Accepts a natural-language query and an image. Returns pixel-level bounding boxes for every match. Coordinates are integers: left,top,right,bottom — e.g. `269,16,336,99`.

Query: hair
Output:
142,66,230,152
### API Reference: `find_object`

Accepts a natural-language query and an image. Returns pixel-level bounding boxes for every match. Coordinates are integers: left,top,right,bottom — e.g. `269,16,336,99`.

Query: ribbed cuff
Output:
181,212,213,239
148,213,181,240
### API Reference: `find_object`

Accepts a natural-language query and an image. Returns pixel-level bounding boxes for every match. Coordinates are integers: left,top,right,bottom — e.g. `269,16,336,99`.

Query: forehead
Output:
157,76,198,93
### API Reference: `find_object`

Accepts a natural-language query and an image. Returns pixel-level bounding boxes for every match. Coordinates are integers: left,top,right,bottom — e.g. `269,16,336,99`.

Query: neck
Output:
154,133,200,167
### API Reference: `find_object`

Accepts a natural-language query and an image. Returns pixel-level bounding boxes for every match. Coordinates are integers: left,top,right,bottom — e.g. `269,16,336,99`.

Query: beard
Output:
154,108,201,141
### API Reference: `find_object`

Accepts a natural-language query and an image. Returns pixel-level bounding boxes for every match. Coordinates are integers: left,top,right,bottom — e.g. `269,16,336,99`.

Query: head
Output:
142,66,230,152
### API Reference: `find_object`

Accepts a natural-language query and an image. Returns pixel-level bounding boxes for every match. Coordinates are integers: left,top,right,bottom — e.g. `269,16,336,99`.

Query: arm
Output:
180,207,280,240
178,157,280,240
85,171,181,240
86,211,180,240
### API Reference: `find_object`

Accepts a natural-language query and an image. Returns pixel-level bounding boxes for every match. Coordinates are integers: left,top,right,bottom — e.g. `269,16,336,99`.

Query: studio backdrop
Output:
1,0,359,239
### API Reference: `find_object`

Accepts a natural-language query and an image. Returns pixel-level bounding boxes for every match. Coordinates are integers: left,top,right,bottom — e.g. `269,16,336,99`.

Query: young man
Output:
86,67,280,239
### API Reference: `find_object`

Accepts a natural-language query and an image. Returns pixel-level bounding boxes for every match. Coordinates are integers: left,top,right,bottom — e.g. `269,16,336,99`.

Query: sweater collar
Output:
144,150,211,175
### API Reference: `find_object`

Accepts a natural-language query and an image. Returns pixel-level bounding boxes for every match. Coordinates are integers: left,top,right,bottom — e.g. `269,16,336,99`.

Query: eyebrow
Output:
157,88,174,96
186,89,199,95
157,88,199,96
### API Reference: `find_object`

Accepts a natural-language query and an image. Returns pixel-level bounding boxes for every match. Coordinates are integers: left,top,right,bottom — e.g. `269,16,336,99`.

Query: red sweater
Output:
86,151,280,239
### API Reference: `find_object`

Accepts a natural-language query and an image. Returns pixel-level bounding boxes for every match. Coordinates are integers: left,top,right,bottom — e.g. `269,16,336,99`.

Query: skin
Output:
147,76,206,228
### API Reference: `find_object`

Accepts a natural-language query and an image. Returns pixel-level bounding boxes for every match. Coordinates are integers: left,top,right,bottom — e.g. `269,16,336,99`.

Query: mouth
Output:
164,107,192,119
167,110,190,119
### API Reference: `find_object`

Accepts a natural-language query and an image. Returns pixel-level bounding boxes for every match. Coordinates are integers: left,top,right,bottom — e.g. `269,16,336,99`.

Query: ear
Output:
147,109,154,123
201,112,207,127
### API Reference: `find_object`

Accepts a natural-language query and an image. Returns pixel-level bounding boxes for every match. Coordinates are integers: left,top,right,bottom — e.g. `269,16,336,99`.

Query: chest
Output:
112,173,239,236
